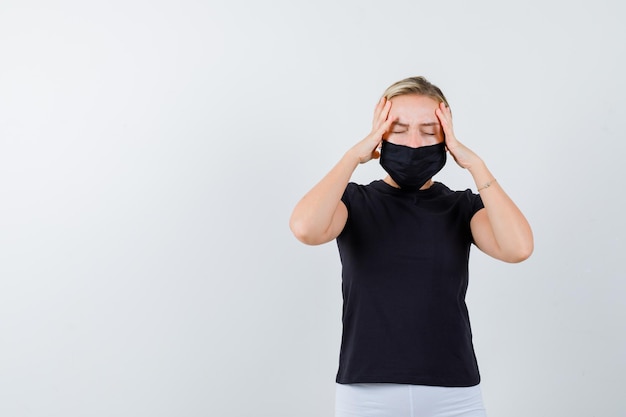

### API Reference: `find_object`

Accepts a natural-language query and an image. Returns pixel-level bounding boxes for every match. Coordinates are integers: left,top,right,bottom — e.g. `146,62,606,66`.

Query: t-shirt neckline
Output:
370,179,445,196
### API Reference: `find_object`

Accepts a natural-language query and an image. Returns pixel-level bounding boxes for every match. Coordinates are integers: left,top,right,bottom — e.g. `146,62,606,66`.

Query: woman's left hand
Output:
435,102,482,170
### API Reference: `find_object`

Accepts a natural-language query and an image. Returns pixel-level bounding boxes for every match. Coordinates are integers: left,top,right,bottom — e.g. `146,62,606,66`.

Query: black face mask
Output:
379,141,447,191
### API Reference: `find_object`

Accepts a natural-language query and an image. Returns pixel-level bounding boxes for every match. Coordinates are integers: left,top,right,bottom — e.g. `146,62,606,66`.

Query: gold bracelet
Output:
478,178,497,192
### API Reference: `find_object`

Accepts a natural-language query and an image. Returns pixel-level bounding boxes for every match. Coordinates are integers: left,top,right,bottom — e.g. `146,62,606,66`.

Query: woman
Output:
289,76,533,417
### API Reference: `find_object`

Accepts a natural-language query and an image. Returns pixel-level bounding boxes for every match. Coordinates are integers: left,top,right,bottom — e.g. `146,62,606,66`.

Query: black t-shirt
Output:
336,180,485,387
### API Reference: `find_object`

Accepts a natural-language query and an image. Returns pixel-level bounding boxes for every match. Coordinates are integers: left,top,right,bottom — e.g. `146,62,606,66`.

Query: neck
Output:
383,175,434,190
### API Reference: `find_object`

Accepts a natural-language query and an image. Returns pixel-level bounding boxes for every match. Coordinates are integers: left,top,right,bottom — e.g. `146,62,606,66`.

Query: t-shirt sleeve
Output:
469,191,484,217
341,182,358,212
465,190,484,244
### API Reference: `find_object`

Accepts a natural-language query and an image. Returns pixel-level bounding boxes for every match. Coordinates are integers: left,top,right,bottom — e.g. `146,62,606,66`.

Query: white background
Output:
1,1,625,416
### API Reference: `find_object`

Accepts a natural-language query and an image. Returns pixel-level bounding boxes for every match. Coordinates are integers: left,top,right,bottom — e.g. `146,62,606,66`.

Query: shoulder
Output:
435,182,477,197
342,180,387,206
432,182,484,213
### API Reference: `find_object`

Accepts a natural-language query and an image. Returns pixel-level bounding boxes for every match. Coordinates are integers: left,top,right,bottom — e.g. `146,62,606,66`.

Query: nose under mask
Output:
379,141,447,191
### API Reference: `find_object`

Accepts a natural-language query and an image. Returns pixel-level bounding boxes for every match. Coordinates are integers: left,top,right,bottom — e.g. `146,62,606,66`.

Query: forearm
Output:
289,150,359,242
469,160,534,260
290,96,394,244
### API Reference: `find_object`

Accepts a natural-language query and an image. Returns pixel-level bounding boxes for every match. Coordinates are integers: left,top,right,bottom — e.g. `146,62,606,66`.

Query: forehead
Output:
389,94,439,121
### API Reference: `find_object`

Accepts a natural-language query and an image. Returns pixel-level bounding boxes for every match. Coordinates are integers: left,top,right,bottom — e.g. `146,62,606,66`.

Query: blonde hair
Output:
382,76,449,107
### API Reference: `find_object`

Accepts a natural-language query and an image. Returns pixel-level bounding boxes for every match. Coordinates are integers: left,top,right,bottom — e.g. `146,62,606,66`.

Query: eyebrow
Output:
393,121,440,128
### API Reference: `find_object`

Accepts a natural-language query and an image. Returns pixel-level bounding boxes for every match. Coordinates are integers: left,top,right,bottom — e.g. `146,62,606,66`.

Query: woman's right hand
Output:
349,97,396,164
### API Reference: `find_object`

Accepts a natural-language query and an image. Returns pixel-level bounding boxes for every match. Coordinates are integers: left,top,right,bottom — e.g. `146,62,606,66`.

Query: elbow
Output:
503,241,534,263
501,227,534,263
289,217,323,246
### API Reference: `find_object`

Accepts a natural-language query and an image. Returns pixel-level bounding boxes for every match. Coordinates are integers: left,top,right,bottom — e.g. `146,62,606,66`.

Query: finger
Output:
435,107,453,136
372,97,387,126
436,110,456,149
373,99,392,130
436,102,450,122
379,114,397,135
365,116,393,148
442,103,454,127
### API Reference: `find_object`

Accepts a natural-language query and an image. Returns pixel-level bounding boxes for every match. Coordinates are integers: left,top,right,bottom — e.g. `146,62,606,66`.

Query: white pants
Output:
335,383,487,417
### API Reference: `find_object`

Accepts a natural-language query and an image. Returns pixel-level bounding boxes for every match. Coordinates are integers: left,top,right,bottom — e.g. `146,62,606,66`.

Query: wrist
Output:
466,157,486,175
343,148,363,168
467,160,495,189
